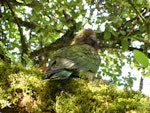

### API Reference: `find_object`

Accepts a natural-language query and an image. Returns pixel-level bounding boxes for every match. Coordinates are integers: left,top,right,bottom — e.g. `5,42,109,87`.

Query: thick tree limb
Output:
29,24,76,66
12,17,36,29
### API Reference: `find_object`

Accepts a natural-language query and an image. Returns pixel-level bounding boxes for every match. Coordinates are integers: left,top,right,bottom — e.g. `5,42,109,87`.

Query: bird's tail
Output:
44,70,73,80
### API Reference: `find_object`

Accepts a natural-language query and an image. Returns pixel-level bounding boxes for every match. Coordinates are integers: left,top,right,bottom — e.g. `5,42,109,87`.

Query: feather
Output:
44,29,100,80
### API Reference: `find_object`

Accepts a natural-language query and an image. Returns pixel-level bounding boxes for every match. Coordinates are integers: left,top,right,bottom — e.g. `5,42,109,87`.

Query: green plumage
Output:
45,44,100,80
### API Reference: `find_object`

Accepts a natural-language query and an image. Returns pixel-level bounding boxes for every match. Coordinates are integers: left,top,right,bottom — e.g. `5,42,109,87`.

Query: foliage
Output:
133,50,149,68
0,61,150,113
0,41,11,63
1,0,150,111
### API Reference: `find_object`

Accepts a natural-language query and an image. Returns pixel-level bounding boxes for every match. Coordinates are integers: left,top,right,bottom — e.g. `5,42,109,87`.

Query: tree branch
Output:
5,0,28,65
127,0,146,23
12,17,36,29
7,0,39,8
29,24,76,65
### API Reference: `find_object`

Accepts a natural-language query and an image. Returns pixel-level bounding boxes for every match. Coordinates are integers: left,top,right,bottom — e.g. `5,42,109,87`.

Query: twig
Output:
127,0,146,23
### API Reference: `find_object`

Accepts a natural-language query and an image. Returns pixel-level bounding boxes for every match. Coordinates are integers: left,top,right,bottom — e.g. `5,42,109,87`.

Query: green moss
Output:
0,41,11,63
0,61,150,113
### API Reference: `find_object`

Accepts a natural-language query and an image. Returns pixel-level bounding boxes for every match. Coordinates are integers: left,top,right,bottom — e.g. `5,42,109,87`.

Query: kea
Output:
44,29,100,80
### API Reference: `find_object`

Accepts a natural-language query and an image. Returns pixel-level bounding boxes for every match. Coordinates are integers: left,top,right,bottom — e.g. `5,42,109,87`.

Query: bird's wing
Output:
44,44,100,80
52,44,100,72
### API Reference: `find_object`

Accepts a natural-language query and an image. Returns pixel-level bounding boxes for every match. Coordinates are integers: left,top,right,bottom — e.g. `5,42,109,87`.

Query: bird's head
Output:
71,29,99,51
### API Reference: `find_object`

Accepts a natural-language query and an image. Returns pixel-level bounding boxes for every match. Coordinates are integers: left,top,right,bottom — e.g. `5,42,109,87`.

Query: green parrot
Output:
44,29,100,80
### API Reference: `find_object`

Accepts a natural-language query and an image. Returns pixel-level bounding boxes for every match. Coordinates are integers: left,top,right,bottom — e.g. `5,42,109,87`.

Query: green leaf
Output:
76,22,82,29
104,29,111,40
120,30,126,35
126,21,132,27
111,30,118,38
133,50,149,67
121,39,129,51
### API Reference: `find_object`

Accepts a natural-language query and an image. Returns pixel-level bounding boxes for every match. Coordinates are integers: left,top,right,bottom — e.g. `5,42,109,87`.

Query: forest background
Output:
0,0,150,112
